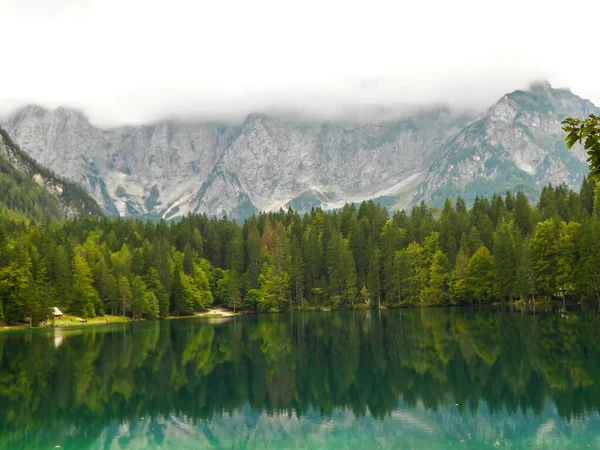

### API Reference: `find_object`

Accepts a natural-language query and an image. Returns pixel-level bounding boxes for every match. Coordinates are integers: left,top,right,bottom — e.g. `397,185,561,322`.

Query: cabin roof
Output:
53,307,64,316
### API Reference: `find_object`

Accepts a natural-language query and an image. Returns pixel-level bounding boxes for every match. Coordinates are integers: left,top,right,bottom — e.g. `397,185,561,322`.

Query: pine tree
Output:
531,220,559,297
420,232,441,291
144,291,160,320
515,239,536,301
71,254,99,318
380,220,404,303
34,267,53,324
292,242,305,309
0,263,31,324
422,250,450,306
118,276,131,317
245,221,263,291
580,178,594,216
366,246,381,307
130,276,148,319
393,244,420,305
193,263,214,309
493,220,517,302
439,199,458,262
327,231,347,305
466,246,494,305
450,247,469,304
145,267,169,318
556,221,581,307
575,218,600,304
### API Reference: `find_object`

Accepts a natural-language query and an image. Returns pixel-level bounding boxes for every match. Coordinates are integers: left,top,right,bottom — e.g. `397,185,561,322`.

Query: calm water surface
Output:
2,308,600,449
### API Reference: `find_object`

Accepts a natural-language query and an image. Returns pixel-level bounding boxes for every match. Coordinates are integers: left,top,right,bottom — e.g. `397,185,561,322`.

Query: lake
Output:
1,308,600,449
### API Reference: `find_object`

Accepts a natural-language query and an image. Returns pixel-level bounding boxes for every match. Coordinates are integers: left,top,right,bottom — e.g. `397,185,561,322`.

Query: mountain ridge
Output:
3,83,595,220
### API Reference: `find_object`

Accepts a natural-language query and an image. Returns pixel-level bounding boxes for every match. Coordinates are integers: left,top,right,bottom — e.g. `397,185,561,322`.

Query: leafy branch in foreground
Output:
563,114,600,181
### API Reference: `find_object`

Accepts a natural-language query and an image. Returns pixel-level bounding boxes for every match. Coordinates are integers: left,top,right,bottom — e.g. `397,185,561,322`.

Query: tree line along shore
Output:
1,179,600,327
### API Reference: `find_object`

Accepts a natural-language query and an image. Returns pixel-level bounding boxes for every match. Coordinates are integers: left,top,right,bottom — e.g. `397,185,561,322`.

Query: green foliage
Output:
563,114,600,181
71,254,98,318
130,276,148,319
492,220,517,301
0,177,599,324
467,246,494,304
515,239,535,300
144,291,160,320
450,247,469,304
421,250,450,306
0,263,31,324
531,220,559,296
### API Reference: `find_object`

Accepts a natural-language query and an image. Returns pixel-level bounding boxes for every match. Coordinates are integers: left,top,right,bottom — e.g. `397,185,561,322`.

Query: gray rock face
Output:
0,125,103,219
416,82,597,205
4,82,598,220
5,106,469,220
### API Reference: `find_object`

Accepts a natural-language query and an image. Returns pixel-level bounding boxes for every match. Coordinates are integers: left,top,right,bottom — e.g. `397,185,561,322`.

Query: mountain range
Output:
3,81,596,221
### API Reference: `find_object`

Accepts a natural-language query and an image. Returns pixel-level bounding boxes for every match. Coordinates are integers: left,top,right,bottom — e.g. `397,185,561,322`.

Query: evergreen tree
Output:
493,220,517,302
144,291,160,320
422,250,450,306
0,263,31,324
514,191,532,236
515,239,536,301
450,247,469,304
118,276,131,317
575,218,600,304
146,267,169,318
71,254,99,318
130,276,148,319
170,269,186,316
393,244,422,306
380,220,404,303
366,246,381,306
466,246,494,305
531,220,559,297
556,222,581,306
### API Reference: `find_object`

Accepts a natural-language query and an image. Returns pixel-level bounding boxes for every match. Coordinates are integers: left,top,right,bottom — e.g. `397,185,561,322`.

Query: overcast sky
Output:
1,0,599,126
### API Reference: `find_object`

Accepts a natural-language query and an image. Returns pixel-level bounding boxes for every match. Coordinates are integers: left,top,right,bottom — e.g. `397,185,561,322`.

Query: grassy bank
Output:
52,315,131,328
0,314,130,332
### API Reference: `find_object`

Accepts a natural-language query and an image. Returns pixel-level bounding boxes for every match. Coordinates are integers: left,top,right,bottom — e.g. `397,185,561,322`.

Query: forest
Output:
1,179,600,325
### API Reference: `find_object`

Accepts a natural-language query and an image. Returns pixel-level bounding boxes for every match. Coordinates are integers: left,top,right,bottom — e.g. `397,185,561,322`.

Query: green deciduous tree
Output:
563,114,600,181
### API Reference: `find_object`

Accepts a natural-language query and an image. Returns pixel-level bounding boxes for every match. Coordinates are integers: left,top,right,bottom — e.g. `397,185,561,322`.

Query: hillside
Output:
0,127,103,222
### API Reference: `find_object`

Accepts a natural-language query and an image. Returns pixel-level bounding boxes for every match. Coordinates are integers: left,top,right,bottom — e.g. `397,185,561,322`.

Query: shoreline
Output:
0,300,573,333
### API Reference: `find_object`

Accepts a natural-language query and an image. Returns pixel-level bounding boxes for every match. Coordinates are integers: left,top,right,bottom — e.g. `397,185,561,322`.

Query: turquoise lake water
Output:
1,308,600,449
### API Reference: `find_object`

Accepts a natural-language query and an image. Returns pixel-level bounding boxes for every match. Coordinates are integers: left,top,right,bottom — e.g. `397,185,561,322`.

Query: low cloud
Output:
1,0,598,127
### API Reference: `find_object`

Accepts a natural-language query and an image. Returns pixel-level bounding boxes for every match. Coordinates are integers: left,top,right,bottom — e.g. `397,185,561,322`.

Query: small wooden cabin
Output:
53,307,64,320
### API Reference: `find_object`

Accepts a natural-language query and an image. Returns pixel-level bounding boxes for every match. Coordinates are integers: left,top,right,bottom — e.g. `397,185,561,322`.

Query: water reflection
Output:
1,309,600,449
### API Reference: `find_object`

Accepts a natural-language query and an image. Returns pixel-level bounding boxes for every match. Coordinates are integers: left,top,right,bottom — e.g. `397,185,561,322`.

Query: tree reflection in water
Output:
1,308,600,448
